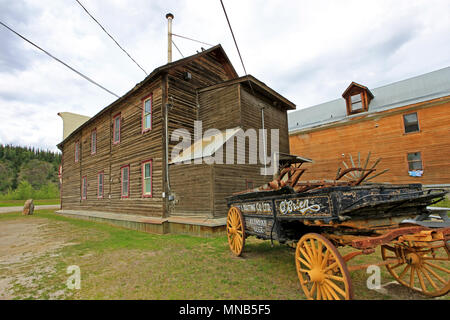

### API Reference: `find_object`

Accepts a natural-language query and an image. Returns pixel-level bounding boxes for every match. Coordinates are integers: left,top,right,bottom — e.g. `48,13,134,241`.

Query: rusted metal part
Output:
342,249,375,262
397,227,450,243
347,258,403,272
254,151,390,194
351,226,429,249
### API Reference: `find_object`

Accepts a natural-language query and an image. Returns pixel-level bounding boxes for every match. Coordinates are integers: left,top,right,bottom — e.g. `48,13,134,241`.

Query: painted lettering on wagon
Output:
246,217,267,234
238,201,272,214
279,199,321,215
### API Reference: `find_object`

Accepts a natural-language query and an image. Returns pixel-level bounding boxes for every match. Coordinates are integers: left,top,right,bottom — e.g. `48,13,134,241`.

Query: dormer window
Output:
350,93,363,112
342,82,374,116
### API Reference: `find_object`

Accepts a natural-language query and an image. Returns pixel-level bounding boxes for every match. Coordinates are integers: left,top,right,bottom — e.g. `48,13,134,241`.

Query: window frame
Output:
407,152,423,172
141,159,153,198
113,113,121,145
75,140,80,163
350,93,364,112
403,112,420,134
81,176,87,200
245,179,254,190
142,94,153,133
97,171,104,199
120,164,130,198
91,128,97,155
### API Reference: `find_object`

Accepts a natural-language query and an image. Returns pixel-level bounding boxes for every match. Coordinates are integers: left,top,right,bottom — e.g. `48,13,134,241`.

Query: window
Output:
407,152,423,171
113,114,121,144
98,171,104,199
121,165,130,198
142,95,152,132
142,160,152,197
350,93,363,112
81,176,87,200
246,179,254,190
91,129,97,154
403,113,419,133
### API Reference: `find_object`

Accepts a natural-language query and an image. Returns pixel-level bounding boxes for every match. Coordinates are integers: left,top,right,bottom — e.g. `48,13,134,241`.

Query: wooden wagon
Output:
225,155,450,300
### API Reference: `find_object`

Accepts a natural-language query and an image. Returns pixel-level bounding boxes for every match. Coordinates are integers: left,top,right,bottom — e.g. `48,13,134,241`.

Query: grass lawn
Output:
0,210,448,300
0,199,60,207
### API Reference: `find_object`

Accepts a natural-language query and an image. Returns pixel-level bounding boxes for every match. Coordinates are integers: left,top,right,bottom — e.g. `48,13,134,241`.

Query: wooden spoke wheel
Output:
295,233,353,300
226,207,245,256
381,241,450,297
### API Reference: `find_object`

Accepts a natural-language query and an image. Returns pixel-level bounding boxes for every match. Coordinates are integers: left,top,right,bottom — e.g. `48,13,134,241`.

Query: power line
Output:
75,0,148,75
219,0,255,95
171,33,214,47
0,20,120,98
172,40,184,58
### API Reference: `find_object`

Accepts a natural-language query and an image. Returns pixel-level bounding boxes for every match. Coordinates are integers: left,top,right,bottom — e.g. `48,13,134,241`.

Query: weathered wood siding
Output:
167,55,235,157
212,164,273,218
240,86,290,155
198,84,241,131
289,98,450,184
169,164,213,217
61,78,164,217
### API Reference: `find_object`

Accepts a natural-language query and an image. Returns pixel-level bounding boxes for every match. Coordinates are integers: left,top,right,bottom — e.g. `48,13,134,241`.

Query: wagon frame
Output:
225,155,450,300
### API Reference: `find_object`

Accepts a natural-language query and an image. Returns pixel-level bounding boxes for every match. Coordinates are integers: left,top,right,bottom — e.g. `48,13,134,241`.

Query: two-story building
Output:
288,66,450,187
57,45,295,235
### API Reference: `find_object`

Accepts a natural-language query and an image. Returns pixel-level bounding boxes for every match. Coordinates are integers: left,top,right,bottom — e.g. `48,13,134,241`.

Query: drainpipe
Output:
261,106,267,175
165,100,173,198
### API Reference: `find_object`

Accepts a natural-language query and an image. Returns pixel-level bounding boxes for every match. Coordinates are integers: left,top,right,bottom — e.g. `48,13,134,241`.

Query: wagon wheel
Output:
226,207,245,256
295,233,353,300
381,241,450,297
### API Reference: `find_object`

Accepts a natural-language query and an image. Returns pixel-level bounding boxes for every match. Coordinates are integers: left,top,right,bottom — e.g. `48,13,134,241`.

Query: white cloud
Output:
0,0,449,151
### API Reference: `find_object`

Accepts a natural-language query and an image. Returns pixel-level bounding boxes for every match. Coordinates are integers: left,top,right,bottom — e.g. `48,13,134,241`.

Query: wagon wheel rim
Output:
226,207,245,256
295,233,353,300
381,242,450,297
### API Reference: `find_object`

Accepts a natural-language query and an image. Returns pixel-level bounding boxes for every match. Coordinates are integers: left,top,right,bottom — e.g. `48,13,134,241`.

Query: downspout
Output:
165,100,172,194
261,106,267,175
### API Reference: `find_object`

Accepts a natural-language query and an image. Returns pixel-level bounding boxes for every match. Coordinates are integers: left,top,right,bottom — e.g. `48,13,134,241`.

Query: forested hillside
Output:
0,144,61,199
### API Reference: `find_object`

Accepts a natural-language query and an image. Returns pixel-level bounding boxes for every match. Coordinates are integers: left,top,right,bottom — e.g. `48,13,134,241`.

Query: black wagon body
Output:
227,183,446,243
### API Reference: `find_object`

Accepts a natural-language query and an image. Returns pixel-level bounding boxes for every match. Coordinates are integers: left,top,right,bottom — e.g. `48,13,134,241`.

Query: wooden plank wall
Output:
61,78,164,217
240,86,290,155
212,164,273,218
198,84,241,131
169,164,213,217
289,99,450,184
167,55,234,159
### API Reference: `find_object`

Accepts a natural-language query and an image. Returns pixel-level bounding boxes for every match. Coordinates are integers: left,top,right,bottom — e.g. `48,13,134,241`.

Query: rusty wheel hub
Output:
406,252,421,266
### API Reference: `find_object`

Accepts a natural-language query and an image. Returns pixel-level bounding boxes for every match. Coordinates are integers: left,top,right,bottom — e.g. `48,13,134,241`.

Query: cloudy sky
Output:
1,0,449,152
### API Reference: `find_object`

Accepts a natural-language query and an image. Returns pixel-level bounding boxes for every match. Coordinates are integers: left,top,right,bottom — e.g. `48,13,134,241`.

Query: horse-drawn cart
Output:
226,154,450,300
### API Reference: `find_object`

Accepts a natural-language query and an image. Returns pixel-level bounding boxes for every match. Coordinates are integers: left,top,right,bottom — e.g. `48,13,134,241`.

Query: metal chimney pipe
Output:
166,13,174,63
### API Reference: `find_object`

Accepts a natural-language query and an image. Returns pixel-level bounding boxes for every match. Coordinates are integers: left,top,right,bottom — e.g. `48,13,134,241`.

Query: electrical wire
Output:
75,0,148,75
171,33,214,47
0,20,120,98
219,0,255,95
172,40,184,58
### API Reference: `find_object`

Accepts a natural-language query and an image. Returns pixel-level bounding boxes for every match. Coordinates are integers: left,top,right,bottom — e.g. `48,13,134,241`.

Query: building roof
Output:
199,75,296,110
57,44,237,149
170,127,242,164
288,66,450,133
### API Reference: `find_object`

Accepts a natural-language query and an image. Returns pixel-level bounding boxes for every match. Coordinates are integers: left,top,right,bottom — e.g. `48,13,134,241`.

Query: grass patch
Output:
0,210,447,300
0,199,60,207
430,197,450,208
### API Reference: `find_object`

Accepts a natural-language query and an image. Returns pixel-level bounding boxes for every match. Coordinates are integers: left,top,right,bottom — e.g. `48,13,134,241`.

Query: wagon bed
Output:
225,154,450,299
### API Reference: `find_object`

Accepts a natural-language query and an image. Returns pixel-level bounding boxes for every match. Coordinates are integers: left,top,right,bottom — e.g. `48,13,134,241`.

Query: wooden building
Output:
288,67,450,186
57,45,294,235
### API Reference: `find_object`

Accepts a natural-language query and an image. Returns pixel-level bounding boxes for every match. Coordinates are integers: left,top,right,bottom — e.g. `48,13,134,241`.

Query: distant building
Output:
288,67,450,186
